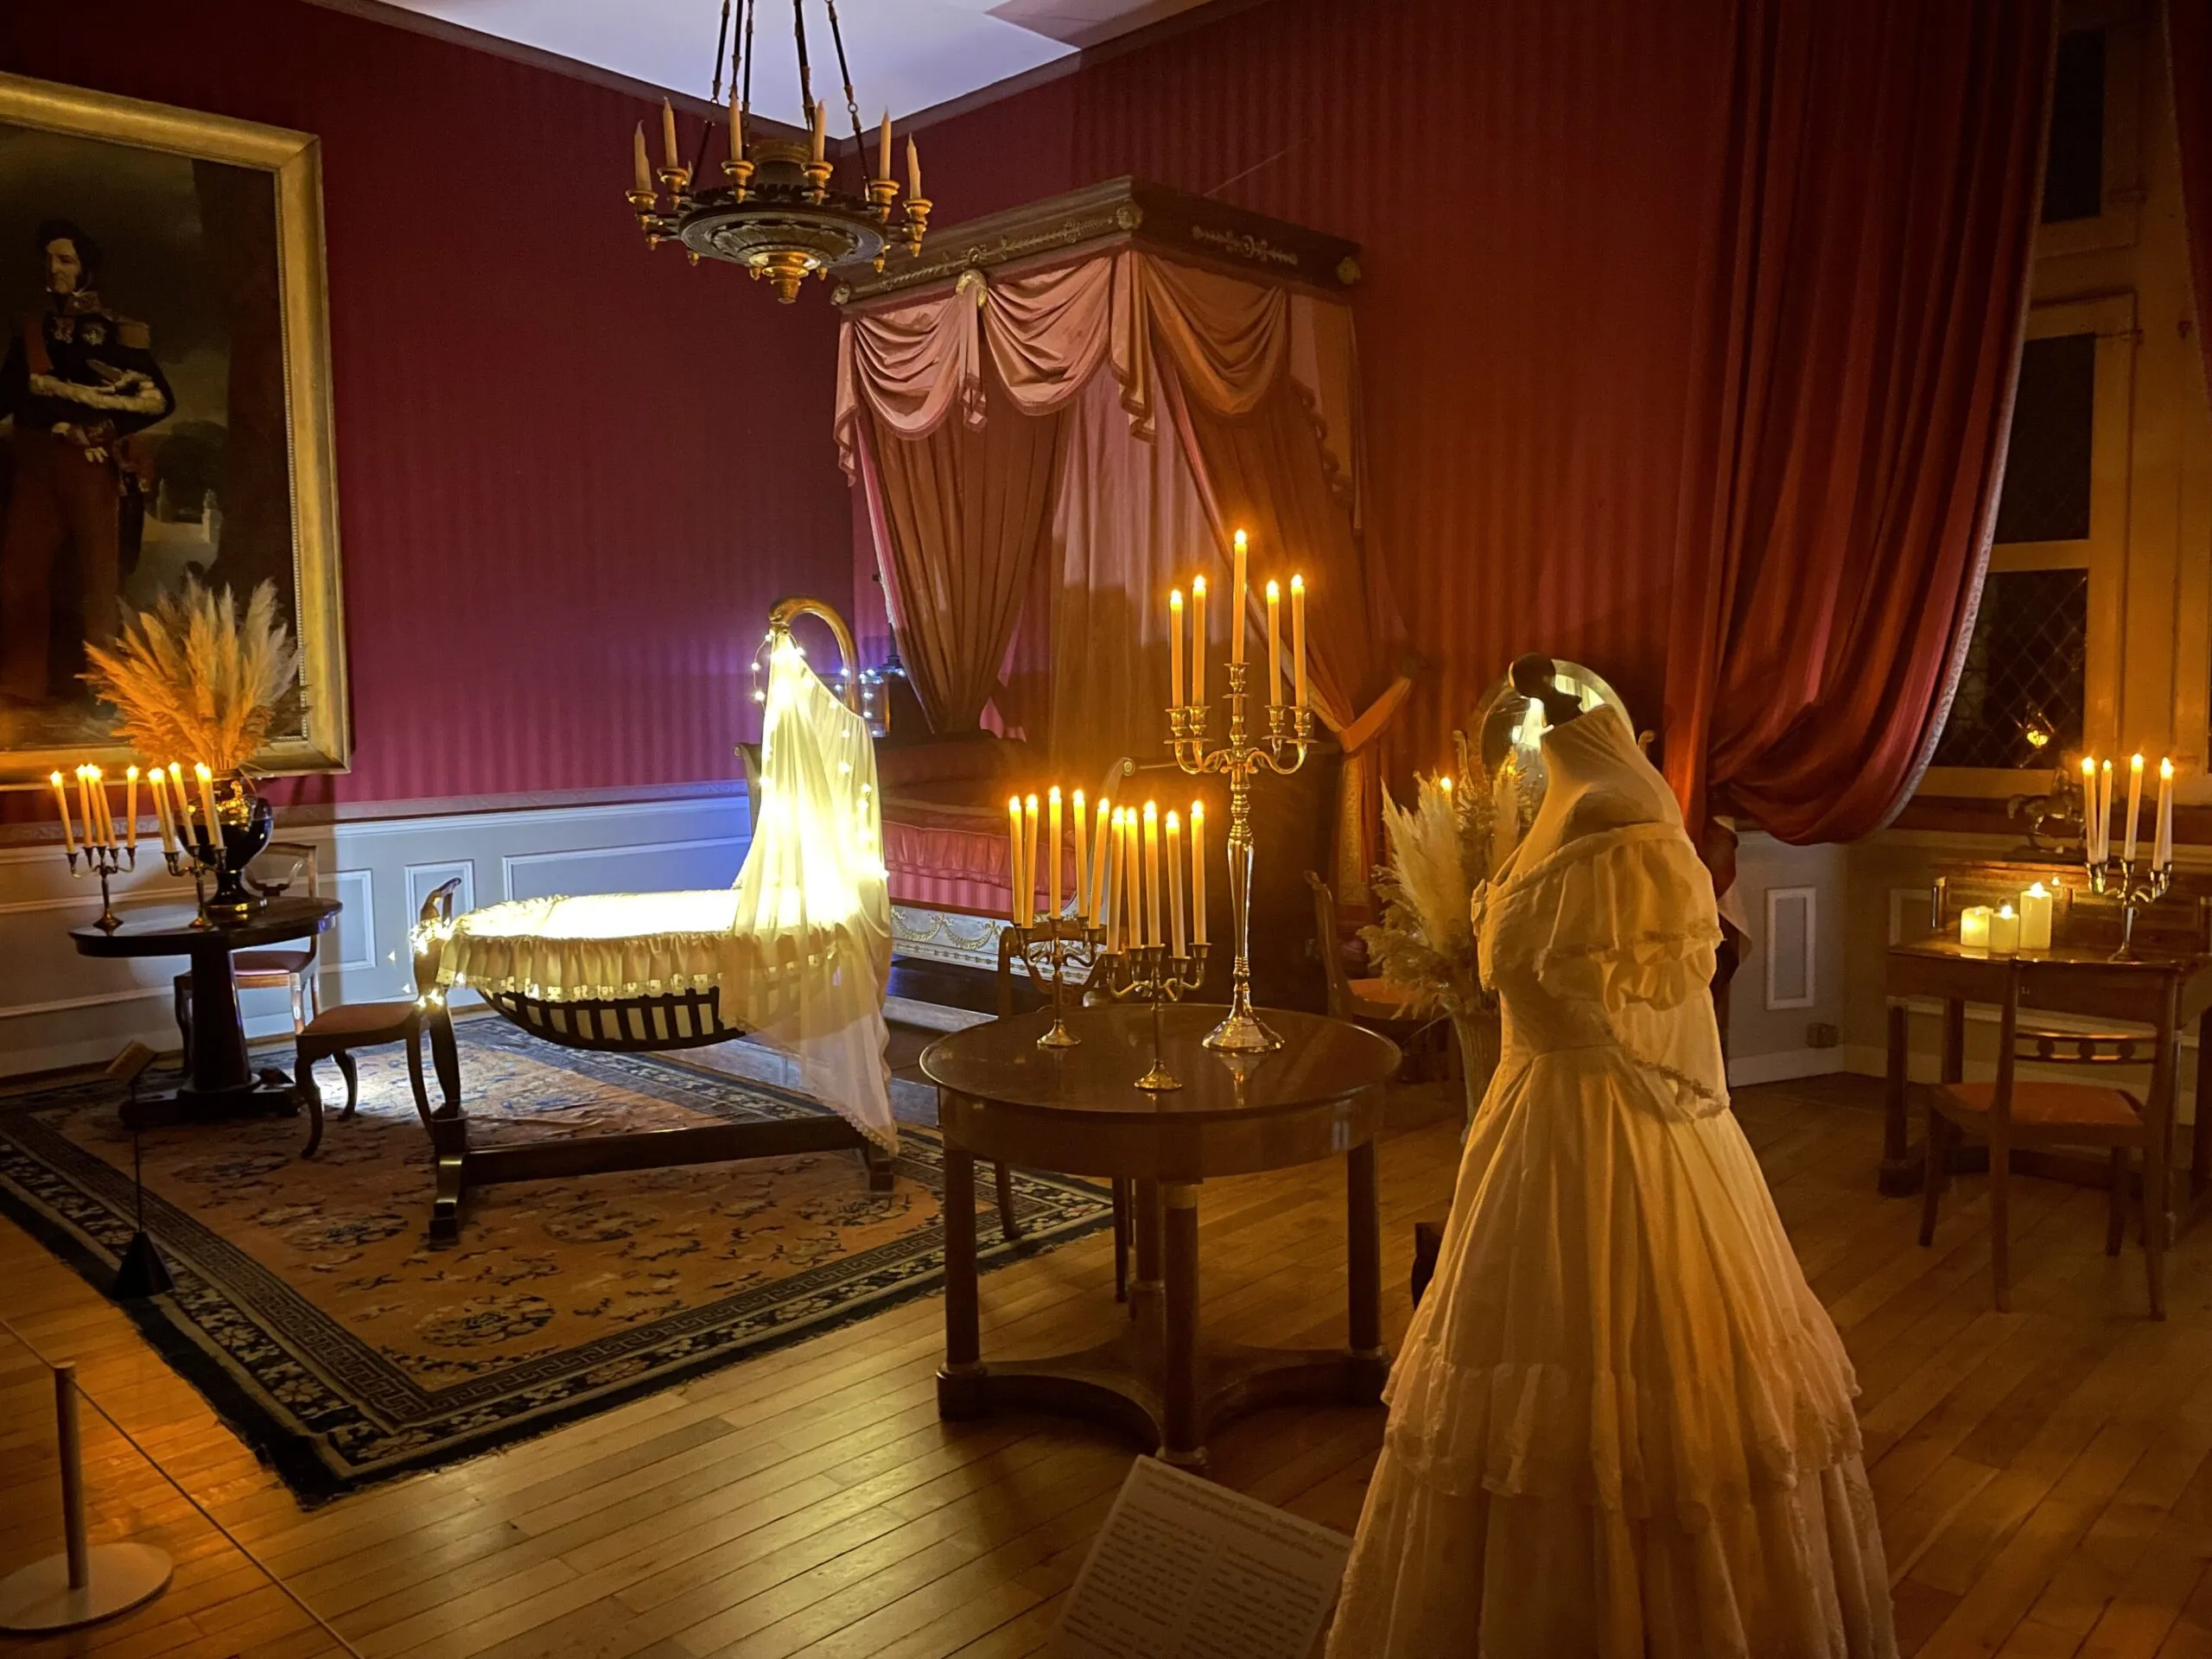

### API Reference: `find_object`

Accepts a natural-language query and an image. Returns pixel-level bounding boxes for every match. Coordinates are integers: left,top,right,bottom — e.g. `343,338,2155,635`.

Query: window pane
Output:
1932,567,2088,770
1994,333,2095,544
2044,29,2106,223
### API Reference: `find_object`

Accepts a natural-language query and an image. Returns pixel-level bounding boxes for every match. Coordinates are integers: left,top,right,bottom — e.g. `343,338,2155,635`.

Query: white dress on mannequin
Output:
1327,706,1896,1659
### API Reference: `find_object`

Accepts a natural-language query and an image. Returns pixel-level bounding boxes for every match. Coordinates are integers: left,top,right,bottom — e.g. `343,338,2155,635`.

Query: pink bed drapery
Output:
837,250,1402,895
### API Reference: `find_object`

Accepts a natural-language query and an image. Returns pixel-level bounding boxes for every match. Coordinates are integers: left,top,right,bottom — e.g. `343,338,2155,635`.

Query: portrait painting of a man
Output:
0,73,346,782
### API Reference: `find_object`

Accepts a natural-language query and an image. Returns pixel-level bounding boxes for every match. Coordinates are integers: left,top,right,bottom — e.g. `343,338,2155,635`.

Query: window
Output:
1931,569,2089,769
2044,29,2107,223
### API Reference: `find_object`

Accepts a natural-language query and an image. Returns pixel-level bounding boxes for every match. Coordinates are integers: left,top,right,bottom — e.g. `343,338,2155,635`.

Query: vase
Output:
204,776,274,923
1452,1005,1502,1131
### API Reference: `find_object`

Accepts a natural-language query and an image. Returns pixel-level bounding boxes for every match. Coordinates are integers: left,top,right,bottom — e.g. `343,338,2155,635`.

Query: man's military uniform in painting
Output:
0,288,175,702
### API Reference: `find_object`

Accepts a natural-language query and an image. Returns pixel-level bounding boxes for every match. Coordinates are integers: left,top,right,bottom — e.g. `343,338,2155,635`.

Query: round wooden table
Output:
920,1001,1401,1467
71,897,343,1130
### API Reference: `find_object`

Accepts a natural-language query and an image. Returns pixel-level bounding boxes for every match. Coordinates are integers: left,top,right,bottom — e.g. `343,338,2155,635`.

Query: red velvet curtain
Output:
2171,2,2212,404
1662,0,2055,846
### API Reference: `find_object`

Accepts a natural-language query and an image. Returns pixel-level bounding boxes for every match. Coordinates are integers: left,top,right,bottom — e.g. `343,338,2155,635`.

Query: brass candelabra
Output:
67,842,137,933
1096,942,1211,1090
1007,915,1107,1049
1170,659,1312,1052
2087,850,2174,961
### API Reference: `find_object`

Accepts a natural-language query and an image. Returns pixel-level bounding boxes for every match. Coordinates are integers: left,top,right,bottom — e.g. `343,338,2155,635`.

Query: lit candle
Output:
661,98,680,171
1169,588,1185,707
48,771,76,857
809,99,827,164
877,110,893,181
2019,881,2054,951
2157,757,2175,869
1190,802,1207,946
2081,756,2099,862
1047,785,1063,921
1960,904,1993,950
92,766,116,848
74,766,93,844
1166,810,1185,959
1265,579,1281,707
1126,807,1144,949
1090,797,1112,926
195,763,220,845
906,134,921,198
1007,795,1025,925
2126,753,2145,863
1106,809,1127,952
1142,802,1161,948
1071,789,1090,918
124,766,138,849
1230,531,1248,667
2099,760,2114,864
1989,903,2020,955
169,763,193,844
1191,576,1208,704
1023,793,1040,927
633,123,653,195
149,766,175,855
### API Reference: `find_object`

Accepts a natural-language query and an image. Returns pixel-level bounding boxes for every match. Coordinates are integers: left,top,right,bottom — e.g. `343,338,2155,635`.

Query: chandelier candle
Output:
1167,529,1314,1050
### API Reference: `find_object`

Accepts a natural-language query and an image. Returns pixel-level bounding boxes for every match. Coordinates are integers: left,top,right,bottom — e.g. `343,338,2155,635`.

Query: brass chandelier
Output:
626,0,930,302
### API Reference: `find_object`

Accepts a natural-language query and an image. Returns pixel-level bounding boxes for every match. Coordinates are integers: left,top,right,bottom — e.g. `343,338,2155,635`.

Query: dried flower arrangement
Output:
81,578,301,776
1363,734,1502,1117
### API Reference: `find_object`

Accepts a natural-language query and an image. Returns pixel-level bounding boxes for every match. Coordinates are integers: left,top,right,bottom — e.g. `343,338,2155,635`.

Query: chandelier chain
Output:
824,0,868,177
738,0,757,142
791,0,816,128
694,0,733,177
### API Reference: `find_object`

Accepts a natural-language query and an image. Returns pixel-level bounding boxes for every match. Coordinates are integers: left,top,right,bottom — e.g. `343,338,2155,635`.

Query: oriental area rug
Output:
0,1020,1110,1503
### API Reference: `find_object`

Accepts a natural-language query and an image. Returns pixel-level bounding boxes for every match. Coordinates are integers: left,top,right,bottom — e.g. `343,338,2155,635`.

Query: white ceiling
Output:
382,0,1213,128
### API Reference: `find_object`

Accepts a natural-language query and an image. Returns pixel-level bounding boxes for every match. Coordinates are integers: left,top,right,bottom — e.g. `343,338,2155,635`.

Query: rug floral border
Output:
0,1046,1111,1505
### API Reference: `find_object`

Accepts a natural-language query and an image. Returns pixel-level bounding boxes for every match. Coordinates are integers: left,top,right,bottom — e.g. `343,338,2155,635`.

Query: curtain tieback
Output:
1333,674,1414,754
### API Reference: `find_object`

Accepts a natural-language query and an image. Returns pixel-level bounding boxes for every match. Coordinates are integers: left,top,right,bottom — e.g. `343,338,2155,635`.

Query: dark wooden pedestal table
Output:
71,897,343,1129
922,1002,1400,1468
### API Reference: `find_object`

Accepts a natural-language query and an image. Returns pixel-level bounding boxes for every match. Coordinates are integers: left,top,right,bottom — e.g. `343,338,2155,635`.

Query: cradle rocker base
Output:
420,987,895,1245
425,1109,893,1247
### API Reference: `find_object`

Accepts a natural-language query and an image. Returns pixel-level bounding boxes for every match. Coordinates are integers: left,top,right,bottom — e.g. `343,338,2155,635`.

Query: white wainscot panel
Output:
502,836,745,902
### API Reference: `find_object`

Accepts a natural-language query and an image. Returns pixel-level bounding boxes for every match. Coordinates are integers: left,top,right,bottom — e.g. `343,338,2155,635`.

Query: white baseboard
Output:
1726,1048,1847,1087
1,791,751,1078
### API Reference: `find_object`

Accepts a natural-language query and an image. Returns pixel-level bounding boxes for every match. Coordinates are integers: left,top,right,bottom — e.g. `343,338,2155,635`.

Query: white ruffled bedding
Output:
436,636,895,1149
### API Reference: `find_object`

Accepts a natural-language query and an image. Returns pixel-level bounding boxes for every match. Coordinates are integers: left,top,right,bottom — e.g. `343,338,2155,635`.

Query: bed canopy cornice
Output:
830,176,1362,311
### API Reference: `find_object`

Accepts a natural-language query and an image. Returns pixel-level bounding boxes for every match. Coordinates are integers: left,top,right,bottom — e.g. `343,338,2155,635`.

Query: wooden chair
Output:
175,842,324,1064
1306,870,1447,1084
1917,955,2177,1319
296,880,464,1157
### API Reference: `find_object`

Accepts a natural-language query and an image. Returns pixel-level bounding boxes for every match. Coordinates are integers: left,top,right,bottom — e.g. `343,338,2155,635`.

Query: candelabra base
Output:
1037,1018,1082,1050
1134,1059,1184,1093
1203,1001,1282,1053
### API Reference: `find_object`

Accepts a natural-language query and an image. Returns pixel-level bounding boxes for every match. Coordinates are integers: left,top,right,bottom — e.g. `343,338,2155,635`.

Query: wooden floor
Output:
10,1075,2212,1657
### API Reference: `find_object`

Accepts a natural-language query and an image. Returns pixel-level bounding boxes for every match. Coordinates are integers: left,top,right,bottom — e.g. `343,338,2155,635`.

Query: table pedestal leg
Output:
1131,1179,1164,1310
937,1146,986,1418
1346,1139,1387,1402
121,943,298,1131
1160,1181,1202,1467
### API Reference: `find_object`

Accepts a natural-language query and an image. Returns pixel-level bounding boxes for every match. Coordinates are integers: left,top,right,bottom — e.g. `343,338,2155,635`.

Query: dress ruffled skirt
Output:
1326,1046,1897,1658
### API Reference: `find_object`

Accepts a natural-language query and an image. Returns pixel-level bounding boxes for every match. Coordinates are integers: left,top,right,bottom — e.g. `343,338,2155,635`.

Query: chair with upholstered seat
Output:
296,879,463,1157
1917,954,2177,1319
1307,870,1434,1061
175,841,321,1065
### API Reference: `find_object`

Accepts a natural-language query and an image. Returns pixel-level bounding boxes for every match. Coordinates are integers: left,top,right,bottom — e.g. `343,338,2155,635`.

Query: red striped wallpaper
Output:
3,0,852,806
915,0,1738,772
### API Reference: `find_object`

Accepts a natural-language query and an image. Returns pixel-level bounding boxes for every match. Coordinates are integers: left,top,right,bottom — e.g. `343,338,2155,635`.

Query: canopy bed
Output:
422,598,898,1243
832,179,1408,980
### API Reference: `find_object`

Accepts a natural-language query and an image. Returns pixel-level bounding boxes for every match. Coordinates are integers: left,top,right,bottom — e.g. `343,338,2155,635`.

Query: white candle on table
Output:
149,766,175,855
2157,758,2175,868
1265,580,1281,706
1090,798,1112,926
1290,574,1306,709
1191,576,1207,704
1989,903,2020,955
2019,882,2054,951
1047,786,1062,921
2126,753,2145,862
2099,760,2114,863
48,771,76,857
1124,809,1142,950
124,766,138,849
1166,810,1185,959
74,767,93,845
195,763,219,842
2080,756,2099,862
1960,905,1993,950
1169,588,1185,707
1230,531,1248,667
1072,789,1089,918
1022,793,1039,926
1108,810,1127,952
1007,796,1025,925
1191,802,1207,946
169,763,193,844
1142,802,1160,949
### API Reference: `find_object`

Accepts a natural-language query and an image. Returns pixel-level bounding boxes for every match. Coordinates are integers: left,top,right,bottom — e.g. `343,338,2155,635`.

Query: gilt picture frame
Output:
0,72,347,786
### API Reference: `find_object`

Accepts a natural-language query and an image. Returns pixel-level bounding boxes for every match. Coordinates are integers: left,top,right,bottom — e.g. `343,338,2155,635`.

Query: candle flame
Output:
1047,785,1060,803
1999,903,2016,919
1192,575,1206,596
1143,800,1157,822
1232,529,1247,552
1265,578,1280,599
1166,809,1179,830
49,770,62,786
2082,756,2096,777
1072,789,1085,810
2028,880,2049,896
2162,757,2176,780
2133,753,2145,771
1170,588,1183,608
